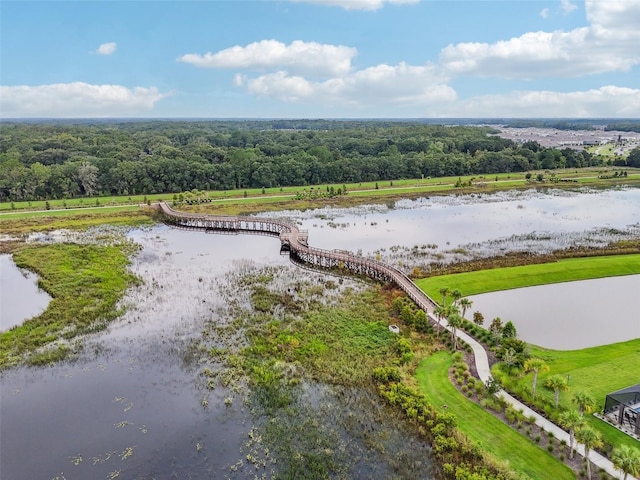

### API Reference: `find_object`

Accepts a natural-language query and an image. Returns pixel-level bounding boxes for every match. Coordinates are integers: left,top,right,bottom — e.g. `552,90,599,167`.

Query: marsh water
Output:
2,186,640,479
0,254,51,331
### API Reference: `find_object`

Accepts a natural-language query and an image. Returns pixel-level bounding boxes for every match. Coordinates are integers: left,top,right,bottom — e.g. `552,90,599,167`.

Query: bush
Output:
372,366,402,384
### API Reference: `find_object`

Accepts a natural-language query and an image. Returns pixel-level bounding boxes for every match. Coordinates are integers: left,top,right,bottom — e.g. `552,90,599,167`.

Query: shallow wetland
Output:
2,186,640,479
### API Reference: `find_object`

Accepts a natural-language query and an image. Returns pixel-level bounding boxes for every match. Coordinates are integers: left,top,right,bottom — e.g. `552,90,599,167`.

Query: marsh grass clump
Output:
1,241,139,368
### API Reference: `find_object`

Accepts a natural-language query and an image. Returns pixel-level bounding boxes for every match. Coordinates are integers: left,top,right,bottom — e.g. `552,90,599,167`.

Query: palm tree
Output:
612,445,640,480
575,426,602,479
450,288,462,306
458,297,473,320
572,391,596,417
434,304,447,332
523,358,549,398
545,374,569,408
448,313,463,350
559,409,583,459
439,287,450,307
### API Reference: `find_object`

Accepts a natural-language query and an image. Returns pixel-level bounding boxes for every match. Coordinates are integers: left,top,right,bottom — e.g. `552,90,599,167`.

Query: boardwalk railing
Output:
155,202,439,313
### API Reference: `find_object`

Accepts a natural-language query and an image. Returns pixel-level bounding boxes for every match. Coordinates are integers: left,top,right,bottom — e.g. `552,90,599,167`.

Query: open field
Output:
0,208,152,236
416,254,640,299
2,167,639,214
416,351,575,480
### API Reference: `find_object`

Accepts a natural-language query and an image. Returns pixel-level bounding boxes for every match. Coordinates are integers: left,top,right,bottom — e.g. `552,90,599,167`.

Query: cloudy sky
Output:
1,0,639,118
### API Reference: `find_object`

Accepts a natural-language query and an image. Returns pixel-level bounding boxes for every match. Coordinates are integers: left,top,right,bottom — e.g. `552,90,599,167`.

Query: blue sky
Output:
1,0,639,118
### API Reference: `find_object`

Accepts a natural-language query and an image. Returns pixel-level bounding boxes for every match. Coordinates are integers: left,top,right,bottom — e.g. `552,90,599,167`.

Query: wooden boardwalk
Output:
156,202,439,313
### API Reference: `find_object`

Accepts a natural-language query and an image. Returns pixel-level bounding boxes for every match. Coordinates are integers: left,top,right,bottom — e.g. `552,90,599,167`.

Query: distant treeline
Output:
0,120,606,201
604,123,640,133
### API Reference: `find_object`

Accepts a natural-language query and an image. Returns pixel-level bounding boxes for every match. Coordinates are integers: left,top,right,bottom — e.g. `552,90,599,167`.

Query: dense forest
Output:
0,120,608,201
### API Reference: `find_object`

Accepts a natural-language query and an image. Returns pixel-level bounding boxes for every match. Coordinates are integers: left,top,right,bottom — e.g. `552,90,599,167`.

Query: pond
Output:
0,254,51,331
466,274,640,350
2,186,640,479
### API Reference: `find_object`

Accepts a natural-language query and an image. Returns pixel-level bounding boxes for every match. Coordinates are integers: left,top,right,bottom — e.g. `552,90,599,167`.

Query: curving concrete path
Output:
157,202,635,480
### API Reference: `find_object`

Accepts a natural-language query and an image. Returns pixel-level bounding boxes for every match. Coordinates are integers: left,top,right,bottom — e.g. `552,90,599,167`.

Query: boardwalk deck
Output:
156,202,438,311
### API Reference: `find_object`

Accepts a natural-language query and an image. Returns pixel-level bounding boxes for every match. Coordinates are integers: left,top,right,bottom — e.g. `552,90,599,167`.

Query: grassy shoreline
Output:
0,241,139,368
416,254,640,299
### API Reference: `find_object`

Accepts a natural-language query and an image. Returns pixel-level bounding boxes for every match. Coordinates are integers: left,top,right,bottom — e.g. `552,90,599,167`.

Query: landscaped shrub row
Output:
374,367,521,480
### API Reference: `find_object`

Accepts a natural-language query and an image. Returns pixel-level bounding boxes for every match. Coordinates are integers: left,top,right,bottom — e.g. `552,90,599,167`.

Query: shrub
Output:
373,366,402,384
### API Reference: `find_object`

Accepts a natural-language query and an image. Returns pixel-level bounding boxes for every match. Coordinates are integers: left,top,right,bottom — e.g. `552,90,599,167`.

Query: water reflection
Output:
262,187,640,265
0,254,51,331
468,275,640,350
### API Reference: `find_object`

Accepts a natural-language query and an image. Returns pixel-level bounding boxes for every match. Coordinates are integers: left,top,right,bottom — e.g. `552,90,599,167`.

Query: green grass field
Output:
416,351,575,480
522,339,640,450
416,254,640,299
2,167,639,213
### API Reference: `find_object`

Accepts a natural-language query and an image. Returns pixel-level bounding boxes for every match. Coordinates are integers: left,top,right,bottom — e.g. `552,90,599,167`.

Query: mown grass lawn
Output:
523,339,640,450
416,254,640,299
416,351,574,480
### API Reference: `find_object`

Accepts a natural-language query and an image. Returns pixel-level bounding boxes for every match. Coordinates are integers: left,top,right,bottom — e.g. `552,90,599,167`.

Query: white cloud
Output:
287,0,419,11
438,86,640,118
540,8,549,18
0,82,171,117
178,40,357,77
586,0,640,30
439,1,640,79
239,62,455,108
96,42,117,55
560,0,578,15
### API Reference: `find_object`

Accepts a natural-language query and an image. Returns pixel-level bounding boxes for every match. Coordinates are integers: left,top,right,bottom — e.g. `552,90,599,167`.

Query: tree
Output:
472,311,484,326
559,409,583,460
545,374,569,408
77,161,99,197
612,445,640,480
489,317,503,342
627,146,640,168
450,288,462,305
501,348,518,373
434,304,447,332
572,391,596,417
458,297,473,319
447,313,463,350
575,426,602,480
523,358,549,398
502,320,517,339
438,287,450,306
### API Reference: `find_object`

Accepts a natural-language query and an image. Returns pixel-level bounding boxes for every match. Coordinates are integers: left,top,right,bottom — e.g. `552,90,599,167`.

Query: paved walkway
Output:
433,314,637,480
